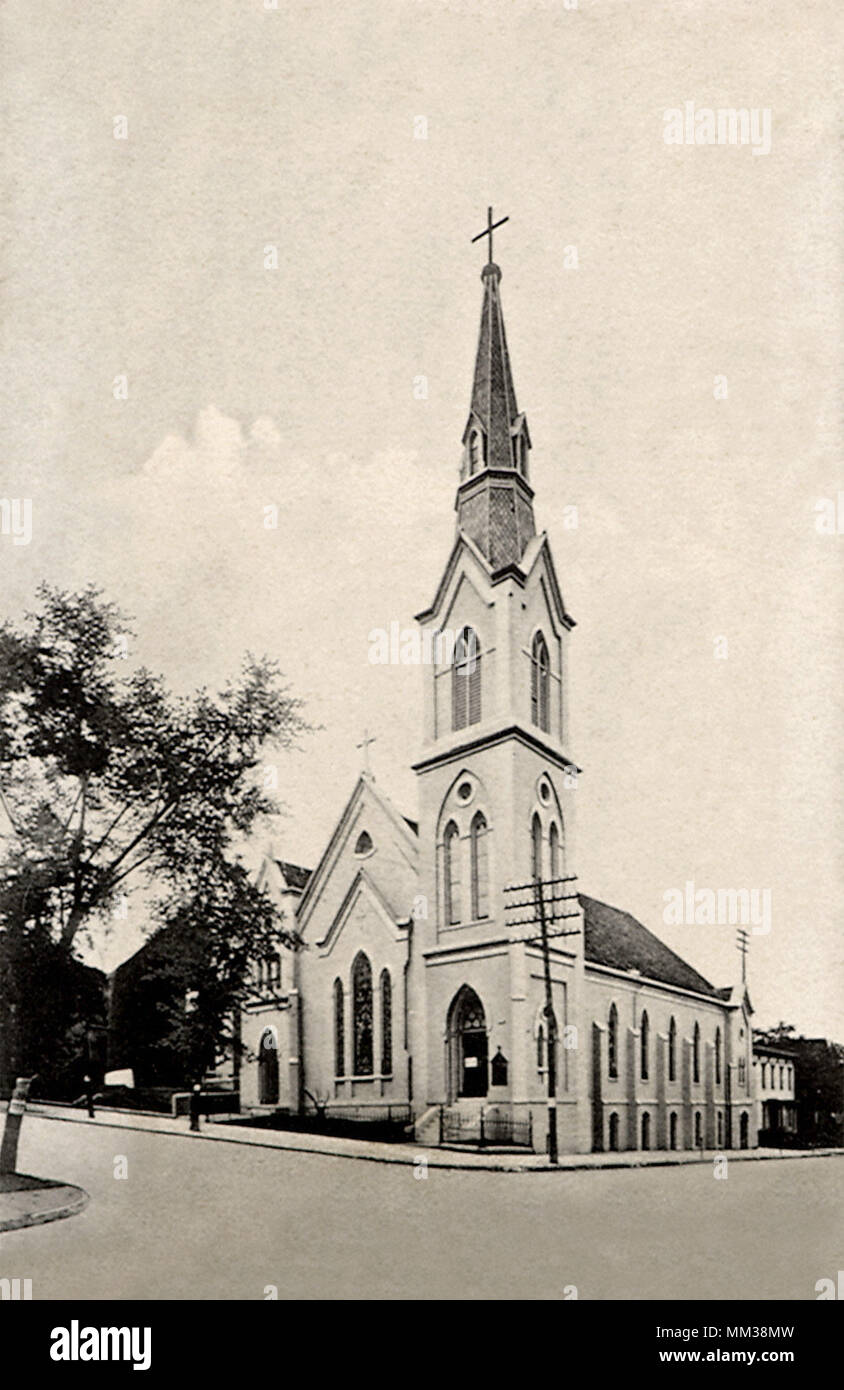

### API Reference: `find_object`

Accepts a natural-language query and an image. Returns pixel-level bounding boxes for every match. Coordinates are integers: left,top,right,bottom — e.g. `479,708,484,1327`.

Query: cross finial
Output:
471,205,509,264
356,728,377,777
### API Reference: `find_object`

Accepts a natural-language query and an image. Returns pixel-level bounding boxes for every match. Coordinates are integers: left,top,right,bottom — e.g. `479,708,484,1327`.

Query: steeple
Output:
457,215,536,571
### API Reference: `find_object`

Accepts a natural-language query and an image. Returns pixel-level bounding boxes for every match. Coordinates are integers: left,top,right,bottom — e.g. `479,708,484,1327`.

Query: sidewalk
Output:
0,1172,89,1233
16,1101,844,1174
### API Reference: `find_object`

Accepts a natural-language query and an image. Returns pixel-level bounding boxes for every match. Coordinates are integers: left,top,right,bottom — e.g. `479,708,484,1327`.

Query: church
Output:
239,231,756,1156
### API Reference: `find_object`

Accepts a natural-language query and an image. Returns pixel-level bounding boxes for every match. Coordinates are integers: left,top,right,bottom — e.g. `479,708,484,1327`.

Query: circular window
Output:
457,781,473,802
538,780,551,805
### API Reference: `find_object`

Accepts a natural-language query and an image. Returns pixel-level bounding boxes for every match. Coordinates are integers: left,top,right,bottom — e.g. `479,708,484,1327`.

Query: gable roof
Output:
581,893,724,999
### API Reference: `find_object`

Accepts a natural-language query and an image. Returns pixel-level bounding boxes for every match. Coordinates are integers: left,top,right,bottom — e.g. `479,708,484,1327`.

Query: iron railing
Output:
438,1105,533,1149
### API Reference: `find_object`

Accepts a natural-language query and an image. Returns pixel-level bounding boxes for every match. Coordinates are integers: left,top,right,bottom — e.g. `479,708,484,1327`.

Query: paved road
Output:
2,1116,840,1300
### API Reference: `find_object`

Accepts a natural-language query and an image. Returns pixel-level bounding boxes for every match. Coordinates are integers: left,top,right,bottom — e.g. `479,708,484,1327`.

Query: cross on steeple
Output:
471,206,509,264
356,728,377,777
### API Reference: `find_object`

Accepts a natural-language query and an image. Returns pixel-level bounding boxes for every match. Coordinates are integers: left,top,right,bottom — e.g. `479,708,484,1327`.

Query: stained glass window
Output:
352,952,373,1075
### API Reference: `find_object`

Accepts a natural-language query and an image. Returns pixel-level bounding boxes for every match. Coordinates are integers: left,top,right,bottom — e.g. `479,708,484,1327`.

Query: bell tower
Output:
408,217,589,1153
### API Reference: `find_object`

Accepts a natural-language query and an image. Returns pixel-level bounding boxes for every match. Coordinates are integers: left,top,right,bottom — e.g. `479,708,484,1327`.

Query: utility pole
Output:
503,873,580,1166
534,875,558,1165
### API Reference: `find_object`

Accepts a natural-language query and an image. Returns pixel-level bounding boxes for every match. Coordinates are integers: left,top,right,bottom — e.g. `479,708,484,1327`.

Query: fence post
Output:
439,1104,444,1145
0,1077,36,1174
480,1106,485,1148
528,1108,533,1150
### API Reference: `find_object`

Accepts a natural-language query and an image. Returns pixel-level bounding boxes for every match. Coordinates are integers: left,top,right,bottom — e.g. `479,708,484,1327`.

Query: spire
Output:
457,212,536,570
469,263,519,472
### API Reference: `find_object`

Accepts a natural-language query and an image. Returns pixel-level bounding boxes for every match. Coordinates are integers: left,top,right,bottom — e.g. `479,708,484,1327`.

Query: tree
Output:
0,583,308,1083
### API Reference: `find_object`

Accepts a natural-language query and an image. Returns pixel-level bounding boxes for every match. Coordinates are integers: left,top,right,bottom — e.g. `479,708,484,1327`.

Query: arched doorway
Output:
641,1112,651,1150
740,1112,749,1149
608,1112,620,1152
447,986,488,1099
258,1028,279,1105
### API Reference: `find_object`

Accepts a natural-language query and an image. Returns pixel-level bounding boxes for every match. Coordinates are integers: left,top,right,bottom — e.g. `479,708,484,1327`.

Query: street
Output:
2,1116,841,1300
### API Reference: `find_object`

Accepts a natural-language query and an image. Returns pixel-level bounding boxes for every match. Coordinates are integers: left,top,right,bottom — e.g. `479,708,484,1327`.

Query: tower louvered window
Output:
452,626,481,730
531,632,550,732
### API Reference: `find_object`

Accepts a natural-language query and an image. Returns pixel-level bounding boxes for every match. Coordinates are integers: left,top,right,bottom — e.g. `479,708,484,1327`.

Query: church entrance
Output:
258,1028,279,1105
447,986,488,1100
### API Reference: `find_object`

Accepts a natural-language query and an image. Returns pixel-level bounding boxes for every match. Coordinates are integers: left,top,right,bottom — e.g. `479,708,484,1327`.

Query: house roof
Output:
580,893,725,999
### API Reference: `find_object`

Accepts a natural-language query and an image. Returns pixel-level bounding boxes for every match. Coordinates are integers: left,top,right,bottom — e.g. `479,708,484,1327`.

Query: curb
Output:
19,1107,844,1175
0,1182,90,1233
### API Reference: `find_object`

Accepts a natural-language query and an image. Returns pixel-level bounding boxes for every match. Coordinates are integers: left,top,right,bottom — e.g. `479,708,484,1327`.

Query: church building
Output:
240,237,756,1155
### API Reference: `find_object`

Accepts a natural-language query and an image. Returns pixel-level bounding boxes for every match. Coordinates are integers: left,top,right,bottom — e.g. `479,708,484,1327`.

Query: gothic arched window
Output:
715,1027,722,1085
531,813,542,883
549,822,561,882
444,820,461,925
380,969,392,1075
334,977,344,1077
668,1016,677,1082
531,632,550,732
608,1003,619,1079
469,429,483,475
351,952,373,1075
640,1010,649,1081
693,1022,701,1083
537,1021,546,1071
470,811,489,920
452,626,481,731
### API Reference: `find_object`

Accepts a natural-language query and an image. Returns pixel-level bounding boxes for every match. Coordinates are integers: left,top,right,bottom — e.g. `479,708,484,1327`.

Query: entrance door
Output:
447,986,489,1100
258,1029,279,1105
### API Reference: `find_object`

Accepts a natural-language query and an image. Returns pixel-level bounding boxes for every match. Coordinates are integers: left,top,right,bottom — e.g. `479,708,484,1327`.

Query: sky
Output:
0,0,842,1037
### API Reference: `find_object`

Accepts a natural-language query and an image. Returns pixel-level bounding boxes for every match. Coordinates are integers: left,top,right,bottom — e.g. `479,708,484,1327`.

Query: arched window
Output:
537,1009,557,1075
640,1011,649,1081
333,978,344,1077
537,1021,546,1071
452,626,481,731
669,1111,678,1150
530,632,550,733
694,1110,703,1148
354,831,373,856
444,820,461,924
469,429,482,475
717,1112,724,1147
351,952,373,1075
715,1027,722,1085
380,970,392,1075
693,1022,701,1083
761,1061,767,1089
608,1003,618,1079
738,1056,746,1087
470,811,489,920
779,1064,784,1090
531,813,542,883
668,1016,677,1082
549,822,561,882
608,1113,620,1152
641,1112,651,1150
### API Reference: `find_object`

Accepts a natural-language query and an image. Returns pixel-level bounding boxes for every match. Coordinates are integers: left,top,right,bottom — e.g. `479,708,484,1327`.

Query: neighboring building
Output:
753,1042,797,1145
238,247,757,1154
753,1033,844,1148
791,1039,844,1147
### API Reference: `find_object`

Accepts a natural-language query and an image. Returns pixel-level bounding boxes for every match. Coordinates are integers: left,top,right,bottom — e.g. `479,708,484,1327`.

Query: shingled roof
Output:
581,893,723,999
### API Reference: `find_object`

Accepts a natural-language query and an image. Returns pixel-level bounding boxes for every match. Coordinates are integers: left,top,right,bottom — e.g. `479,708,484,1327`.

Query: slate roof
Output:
276,860,312,891
580,893,723,999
